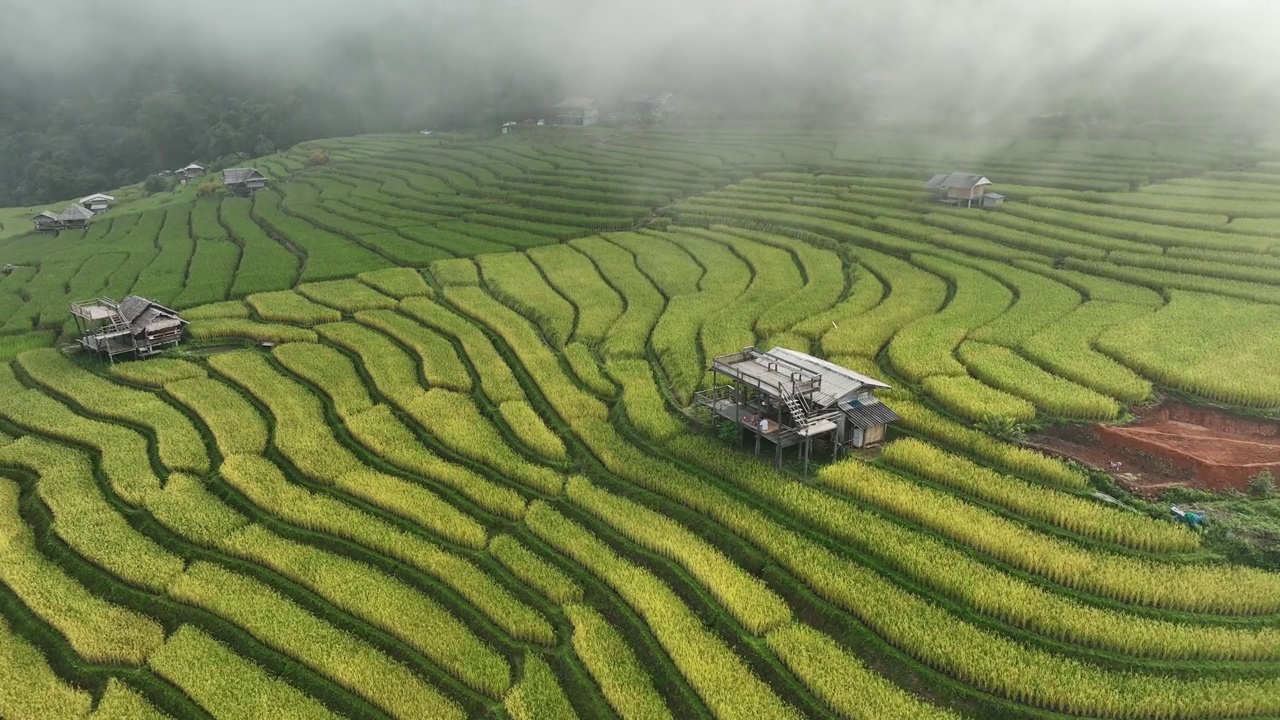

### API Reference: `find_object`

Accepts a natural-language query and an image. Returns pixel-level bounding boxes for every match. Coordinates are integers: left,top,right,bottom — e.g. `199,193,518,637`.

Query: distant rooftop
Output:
223,168,265,184
924,172,991,191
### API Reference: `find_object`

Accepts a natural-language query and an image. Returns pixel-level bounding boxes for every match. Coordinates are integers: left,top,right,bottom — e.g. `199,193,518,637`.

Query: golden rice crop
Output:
488,534,583,605
429,257,481,286
169,561,463,716
766,623,960,720
0,423,183,591
477,253,576,348
885,254,1012,382
1019,301,1153,403
19,349,210,474
145,472,250,547
297,278,398,312
211,351,488,548
271,342,373,419
660,436,1280,715
526,502,801,720
920,375,1037,423
354,310,472,392
498,400,567,462
245,290,342,325
403,389,563,495
957,341,1121,420
884,398,1087,489
881,438,1198,553
315,321,422,396
399,296,525,404
569,237,664,360
607,359,684,441
562,342,617,397
568,476,790,635
820,457,1280,614
527,243,624,347
503,654,578,720
107,358,207,388
187,318,319,344
0,477,165,665
181,300,254,321
220,524,521,692
163,377,269,455
355,267,431,299
564,604,674,720
347,404,526,520
147,625,339,720
0,614,94,720
1095,290,1280,408
217,455,545,644
93,678,170,720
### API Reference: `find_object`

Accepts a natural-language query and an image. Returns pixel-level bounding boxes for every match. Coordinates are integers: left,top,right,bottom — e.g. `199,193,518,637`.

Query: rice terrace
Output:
6,119,1280,720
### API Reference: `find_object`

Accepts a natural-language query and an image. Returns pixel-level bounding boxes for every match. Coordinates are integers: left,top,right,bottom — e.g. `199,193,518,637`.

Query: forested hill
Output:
0,47,562,208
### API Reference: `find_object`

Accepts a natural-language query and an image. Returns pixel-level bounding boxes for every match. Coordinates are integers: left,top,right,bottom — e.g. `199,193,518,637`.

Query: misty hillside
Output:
4,0,1278,205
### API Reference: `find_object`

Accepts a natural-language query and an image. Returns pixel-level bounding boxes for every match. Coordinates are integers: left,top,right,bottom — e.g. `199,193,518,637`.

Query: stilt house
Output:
79,193,115,214
70,296,187,362
178,163,207,180
222,168,267,196
925,172,1005,208
695,347,901,473
553,97,599,126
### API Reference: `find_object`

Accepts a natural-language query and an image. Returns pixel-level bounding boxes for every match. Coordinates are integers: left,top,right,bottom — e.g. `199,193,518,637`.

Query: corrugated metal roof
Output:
838,398,901,428
223,168,265,184
764,347,890,407
58,205,95,222
923,173,949,190
80,193,114,203
924,172,991,191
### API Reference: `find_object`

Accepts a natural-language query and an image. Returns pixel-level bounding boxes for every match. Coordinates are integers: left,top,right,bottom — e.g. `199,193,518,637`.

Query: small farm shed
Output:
178,163,207,180
924,172,1004,208
32,211,61,232
554,97,599,126
222,168,268,197
32,205,95,233
501,121,518,134
70,295,188,362
79,193,115,214
695,347,900,472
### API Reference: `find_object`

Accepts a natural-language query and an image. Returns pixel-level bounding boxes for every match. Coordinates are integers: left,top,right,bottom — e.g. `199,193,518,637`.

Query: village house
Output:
32,204,96,233
924,172,1006,208
79,193,115,214
177,163,207,180
222,168,268,197
70,295,188,362
553,97,600,126
695,347,901,473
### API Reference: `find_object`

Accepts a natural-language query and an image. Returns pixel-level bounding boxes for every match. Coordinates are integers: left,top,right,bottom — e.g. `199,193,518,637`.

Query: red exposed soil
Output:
1028,401,1280,498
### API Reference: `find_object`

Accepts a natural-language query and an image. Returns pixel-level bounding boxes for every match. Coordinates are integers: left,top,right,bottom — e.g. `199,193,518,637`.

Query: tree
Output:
142,174,169,195
253,134,276,157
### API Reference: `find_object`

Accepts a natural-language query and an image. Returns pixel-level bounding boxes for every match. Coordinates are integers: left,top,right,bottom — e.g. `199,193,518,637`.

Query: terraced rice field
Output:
2,126,1280,719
